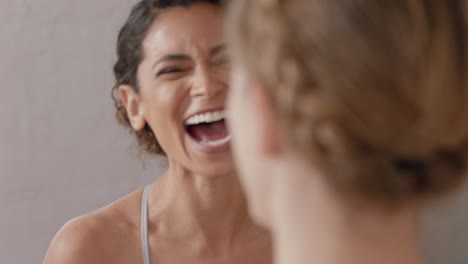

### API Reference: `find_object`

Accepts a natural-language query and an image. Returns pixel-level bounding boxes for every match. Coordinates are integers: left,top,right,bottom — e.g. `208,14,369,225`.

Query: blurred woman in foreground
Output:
227,0,468,263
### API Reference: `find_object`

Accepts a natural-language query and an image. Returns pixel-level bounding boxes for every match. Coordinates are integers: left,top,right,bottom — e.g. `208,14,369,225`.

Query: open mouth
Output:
184,110,231,147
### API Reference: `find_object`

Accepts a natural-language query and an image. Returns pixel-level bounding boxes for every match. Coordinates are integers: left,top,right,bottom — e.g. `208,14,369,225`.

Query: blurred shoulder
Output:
43,188,145,264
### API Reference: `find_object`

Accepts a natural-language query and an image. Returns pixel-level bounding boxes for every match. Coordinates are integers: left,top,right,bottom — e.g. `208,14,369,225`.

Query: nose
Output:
190,66,225,98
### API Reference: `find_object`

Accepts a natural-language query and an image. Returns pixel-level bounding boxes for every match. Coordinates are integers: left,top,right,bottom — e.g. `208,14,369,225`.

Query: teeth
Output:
201,135,231,146
185,110,225,126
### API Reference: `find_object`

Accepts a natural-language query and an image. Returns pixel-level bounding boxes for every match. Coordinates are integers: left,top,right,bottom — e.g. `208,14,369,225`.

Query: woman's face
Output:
228,64,277,225
134,4,232,177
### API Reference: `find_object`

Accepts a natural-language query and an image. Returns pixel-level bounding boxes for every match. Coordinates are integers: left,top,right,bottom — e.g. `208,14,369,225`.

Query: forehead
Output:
142,3,224,58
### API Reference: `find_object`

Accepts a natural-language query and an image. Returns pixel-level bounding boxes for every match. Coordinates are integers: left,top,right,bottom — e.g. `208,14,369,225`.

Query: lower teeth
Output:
201,135,231,146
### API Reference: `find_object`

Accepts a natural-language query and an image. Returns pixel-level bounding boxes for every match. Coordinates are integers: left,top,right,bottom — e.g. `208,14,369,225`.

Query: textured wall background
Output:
0,0,466,264
0,1,165,263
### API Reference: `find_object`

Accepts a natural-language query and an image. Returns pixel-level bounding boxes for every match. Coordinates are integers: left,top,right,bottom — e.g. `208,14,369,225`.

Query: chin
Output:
187,145,235,176
248,200,271,228
237,167,272,227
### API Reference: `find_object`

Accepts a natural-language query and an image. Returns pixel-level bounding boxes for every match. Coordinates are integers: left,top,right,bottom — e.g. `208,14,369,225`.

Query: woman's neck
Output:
148,163,266,256
271,161,425,264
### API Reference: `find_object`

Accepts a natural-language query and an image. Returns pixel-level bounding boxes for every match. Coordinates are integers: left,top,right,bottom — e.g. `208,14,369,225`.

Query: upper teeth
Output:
185,110,225,126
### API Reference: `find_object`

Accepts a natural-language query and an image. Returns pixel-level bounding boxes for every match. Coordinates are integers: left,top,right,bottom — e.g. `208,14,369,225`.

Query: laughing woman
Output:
43,1,271,264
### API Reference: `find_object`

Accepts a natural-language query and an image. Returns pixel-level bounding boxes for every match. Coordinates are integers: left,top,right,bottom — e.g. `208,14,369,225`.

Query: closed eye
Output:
215,56,230,66
157,67,186,76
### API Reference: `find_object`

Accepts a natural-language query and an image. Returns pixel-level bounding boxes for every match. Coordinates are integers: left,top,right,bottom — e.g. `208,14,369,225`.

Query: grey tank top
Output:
141,185,151,264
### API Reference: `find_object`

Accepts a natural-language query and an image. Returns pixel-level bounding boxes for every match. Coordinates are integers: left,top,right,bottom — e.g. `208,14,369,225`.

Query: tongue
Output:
188,120,228,142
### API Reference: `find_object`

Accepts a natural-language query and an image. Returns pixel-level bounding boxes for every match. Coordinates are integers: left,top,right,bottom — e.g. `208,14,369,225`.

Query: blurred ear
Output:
251,83,283,157
118,85,146,131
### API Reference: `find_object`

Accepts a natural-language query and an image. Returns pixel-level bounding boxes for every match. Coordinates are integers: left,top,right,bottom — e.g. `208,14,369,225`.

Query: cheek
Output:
228,78,255,161
228,94,257,176
143,83,186,147
145,89,173,127
227,86,247,148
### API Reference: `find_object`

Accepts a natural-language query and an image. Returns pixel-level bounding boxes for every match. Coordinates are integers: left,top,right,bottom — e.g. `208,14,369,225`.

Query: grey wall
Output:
423,181,468,264
0,1,466,264
0,0,165,263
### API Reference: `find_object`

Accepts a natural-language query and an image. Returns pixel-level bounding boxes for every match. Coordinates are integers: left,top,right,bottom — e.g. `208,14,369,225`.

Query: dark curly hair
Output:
112,0,223,155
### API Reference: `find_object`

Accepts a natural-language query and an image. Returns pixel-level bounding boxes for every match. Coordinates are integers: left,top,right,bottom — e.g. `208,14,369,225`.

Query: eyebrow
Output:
210,43,227,56
152,55,190,70
152,43,227,70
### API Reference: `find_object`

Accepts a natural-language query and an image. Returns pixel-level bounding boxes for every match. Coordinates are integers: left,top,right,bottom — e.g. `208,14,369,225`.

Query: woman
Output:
43,1,271,263
227,0,467,264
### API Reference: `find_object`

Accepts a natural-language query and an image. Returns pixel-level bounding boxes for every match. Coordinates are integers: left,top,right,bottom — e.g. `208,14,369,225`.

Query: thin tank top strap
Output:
141,185,151,264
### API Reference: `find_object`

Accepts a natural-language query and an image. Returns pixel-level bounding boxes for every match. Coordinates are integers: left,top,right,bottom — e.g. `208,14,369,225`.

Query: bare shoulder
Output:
43,188,145,264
